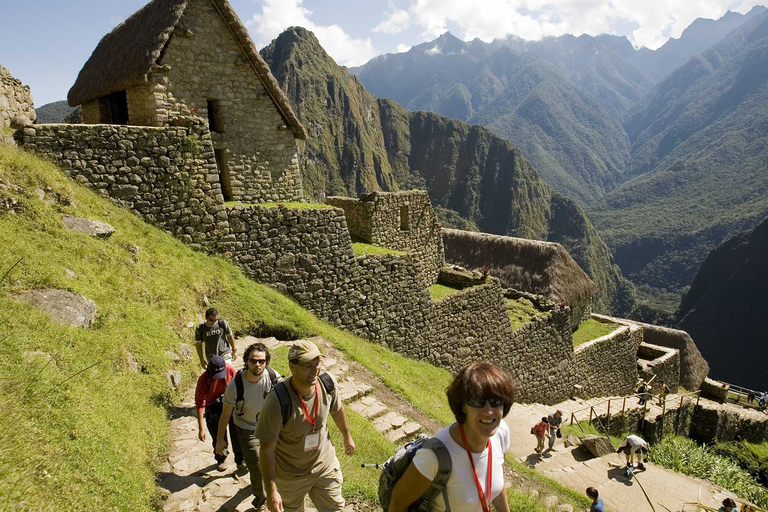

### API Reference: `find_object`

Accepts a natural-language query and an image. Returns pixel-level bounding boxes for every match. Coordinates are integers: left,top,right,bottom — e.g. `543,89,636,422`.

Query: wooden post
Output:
622,397,626,417
661,399,666,439
607,399,611,418
570,412,575,426
589,406,594,424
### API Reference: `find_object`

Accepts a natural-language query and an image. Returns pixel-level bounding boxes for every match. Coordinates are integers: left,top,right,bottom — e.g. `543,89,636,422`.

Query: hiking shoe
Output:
237,461,248,472
251,496,266,511
637,462,645,470
217,461,227,472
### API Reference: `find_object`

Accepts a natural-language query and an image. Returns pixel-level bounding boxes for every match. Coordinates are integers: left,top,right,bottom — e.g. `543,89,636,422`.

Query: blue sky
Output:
0,0,762,106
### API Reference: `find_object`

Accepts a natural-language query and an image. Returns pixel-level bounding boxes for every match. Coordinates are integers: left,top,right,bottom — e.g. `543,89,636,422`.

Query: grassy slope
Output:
0,144,590,511
572,319,619,347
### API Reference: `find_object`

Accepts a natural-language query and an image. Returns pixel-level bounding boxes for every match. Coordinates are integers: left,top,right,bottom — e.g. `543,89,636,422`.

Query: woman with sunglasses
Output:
388,362,516,512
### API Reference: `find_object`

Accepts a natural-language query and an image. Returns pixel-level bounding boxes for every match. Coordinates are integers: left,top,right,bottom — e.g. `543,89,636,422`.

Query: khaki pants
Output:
277,459,344,512
536,435,546,453
235,425,266,507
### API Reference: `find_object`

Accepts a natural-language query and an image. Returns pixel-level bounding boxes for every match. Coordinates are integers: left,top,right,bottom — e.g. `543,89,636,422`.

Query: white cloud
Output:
247,0,376,66
374,8,412,34
398,0,758,50
426,45,442,55
396,43,413,52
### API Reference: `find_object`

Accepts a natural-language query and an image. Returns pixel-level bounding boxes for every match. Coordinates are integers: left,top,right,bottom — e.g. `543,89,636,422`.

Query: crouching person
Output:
256,340,355,512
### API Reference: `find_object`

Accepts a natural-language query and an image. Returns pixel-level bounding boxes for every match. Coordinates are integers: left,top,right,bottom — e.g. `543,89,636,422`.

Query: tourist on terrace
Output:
387,362,516,512
546,410,563,451
532,417,550,454
637,379,649,405
719,497,737,511
195,307,237,370
616,434,650,470
657,380,669,406
585,487,604,512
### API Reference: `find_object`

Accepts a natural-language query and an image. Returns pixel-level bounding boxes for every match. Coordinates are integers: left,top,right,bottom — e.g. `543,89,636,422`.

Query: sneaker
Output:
251,496,266,511
237,461,248,472
217,461,227,472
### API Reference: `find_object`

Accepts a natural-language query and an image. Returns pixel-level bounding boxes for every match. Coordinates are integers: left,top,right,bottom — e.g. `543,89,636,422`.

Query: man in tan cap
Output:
256,340,355,512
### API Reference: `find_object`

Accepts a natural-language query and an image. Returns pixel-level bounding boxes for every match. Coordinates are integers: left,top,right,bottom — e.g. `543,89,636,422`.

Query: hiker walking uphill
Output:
386,362,516,512
195,355,243,471
547,410,563,451
256,340,355,512
532,417,549,454
216,343,280,510
195,307,237,370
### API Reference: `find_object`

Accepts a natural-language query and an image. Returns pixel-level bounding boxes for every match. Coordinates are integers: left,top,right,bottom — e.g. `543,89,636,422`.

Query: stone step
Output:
348,397,388,419
385,421,422,443
372,411,408,433
337,382,373,402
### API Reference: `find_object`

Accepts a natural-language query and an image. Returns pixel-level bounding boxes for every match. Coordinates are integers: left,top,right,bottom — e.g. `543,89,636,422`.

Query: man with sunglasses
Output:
216,343,280,510
256,340,355,512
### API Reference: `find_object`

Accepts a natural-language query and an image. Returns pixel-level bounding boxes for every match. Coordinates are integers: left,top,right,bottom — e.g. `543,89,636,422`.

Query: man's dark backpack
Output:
378,434,452,512
258,371,336,425
234,367,280,417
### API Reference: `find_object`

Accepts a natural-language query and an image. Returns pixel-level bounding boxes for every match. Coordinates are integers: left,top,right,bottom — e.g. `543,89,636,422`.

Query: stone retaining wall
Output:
691,401,768,443
1,64,35,143
573,320,642,399
631,322,709,391
700,377,729,403
638,342,680,394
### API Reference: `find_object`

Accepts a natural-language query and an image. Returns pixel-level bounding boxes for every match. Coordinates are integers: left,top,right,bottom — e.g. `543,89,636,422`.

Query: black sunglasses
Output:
466,396,505,408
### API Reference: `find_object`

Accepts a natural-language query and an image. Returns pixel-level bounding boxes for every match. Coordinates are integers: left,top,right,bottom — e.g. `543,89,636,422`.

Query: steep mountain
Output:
677,216,768,390
590,10,768,294
634,6,768,81
353,33,630,203
260,27,636,314
34,100,76,123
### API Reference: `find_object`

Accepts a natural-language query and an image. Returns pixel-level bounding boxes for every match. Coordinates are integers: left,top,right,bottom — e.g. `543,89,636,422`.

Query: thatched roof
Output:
442,228,596,306
67,0,306,140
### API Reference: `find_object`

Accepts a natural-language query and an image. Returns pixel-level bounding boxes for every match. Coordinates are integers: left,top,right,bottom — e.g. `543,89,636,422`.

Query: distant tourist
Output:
759,392,767,411
195,307,237,370
657,380,669,406
616,434,650,470
585,487,605,512
387,362,516,512
637,379,650,405
216,343,279,510
532,416,550,454
747,390,756,403
256,340,354,512
719,497,737,512
195,355,243,471
547,409,563,451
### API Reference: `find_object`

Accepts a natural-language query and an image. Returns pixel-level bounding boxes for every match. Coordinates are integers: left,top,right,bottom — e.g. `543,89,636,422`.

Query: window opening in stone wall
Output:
207,99,224,133
98,91,129,125
214,149,232,201
400,205,410,231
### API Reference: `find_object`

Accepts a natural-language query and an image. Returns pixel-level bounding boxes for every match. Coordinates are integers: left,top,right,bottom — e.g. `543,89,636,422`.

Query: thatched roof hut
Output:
67,0,305,139
443,228,596,309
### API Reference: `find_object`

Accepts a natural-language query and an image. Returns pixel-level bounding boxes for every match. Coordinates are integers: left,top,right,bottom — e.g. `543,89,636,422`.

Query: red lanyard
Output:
459,424,493,512
292,380,319,428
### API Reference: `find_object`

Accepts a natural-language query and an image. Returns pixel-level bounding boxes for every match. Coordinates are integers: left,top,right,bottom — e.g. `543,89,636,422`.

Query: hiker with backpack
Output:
195,355,243,471
195,307,237,370
216,342,280,510
256,340,354,512
384,362,515,512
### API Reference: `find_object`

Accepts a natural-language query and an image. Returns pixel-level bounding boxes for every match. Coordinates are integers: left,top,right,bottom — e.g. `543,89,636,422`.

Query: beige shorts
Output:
276,460,344,512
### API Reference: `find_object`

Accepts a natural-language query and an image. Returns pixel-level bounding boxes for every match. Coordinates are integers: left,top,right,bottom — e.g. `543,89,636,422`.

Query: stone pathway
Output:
504,396,744,512
157,335,431,512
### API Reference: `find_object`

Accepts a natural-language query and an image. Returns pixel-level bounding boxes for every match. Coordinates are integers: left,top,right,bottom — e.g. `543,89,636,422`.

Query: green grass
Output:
350,235,406,257
224,201,331,209
507,297,548,330
572,318,619,347
428,283,463,302
560,421,627,449
650,437,768,507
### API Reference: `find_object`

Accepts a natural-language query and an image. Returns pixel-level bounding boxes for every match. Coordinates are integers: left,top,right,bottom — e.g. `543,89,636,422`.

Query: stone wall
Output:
155,0,303,203
691,400,768,443
700,377,729,403
1,64,35,143
637,342,680,394
573,319,642,399
329,191,444,286
15,122,226,253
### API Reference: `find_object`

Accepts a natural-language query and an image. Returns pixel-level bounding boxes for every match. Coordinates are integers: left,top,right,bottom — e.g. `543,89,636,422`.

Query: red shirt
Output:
195,364,236,413
533,421,550,437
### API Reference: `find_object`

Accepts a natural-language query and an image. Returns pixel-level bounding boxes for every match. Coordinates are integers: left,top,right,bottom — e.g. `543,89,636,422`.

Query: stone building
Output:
67,0,306,203
1,64,35,144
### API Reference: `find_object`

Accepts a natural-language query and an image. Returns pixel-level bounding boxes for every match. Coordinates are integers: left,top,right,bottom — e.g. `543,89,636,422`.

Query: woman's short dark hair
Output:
722,498,736,507
446,362,516,424
243,343,271,365
586,487,599,500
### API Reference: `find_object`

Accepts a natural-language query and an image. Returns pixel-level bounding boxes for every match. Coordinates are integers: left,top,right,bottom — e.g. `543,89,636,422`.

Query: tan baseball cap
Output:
288,340,322,363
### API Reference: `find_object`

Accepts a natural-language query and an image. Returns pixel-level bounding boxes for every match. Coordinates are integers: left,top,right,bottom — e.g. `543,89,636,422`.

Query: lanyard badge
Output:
292,380,321,451
459,424,493,512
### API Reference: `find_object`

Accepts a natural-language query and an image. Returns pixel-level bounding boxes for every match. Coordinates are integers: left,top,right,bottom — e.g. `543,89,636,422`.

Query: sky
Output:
0,0,763,106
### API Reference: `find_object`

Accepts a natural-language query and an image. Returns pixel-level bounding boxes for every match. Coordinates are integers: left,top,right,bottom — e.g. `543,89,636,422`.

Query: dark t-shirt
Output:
195,319,232,360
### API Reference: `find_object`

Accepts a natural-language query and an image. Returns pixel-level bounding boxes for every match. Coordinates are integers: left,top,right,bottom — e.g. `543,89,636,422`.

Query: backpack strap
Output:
234,369,245,417
419,438,452,511
318,371,335,398
267,366,279,387
273,380,292,426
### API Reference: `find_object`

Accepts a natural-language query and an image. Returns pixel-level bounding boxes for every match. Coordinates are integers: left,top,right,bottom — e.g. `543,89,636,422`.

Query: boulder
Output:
564,435,582,448
19,288,96,328
178,343,193,362
579,434,615,458
166,370,182,388
62,215,115,239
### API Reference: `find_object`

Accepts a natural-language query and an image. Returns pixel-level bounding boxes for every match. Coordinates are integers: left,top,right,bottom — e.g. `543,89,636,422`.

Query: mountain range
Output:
260,27,636,315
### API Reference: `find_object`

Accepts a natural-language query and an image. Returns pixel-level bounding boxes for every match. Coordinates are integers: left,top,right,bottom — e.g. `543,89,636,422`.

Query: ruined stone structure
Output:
637,342,681,394
1,65,35,144
9,0,707,406
67,0,304,203
328,191,444,286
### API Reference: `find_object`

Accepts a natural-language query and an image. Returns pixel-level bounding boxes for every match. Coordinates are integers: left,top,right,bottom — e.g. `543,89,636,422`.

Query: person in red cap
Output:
195,354,242,471
256,340,355,512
